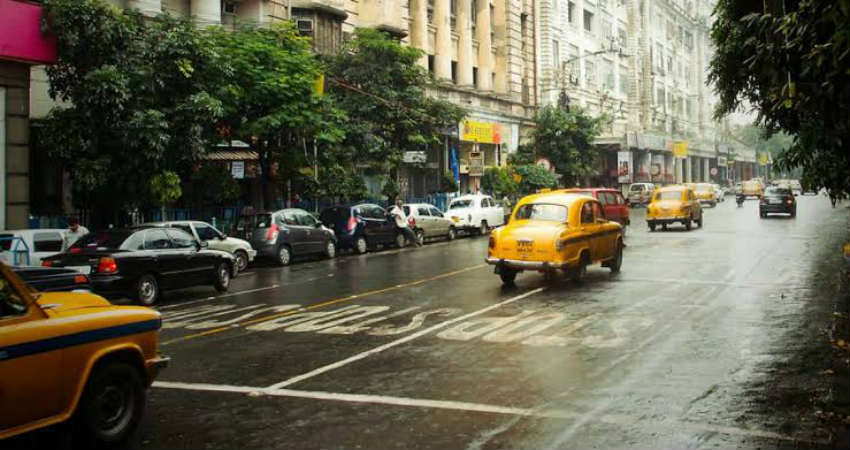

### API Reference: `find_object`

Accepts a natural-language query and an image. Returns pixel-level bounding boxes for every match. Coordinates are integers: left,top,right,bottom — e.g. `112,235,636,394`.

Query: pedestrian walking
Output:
502,195,513,223
63,216,89,249
389,199,420,247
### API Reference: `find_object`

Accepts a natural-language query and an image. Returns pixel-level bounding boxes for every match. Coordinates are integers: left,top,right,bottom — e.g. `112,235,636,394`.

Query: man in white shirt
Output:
389,199,420,247
64,217,90,249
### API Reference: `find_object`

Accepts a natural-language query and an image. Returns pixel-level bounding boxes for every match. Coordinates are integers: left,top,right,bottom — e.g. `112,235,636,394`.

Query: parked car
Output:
238,209,337,266
320,204,402,254
11,266,91,292
487,191,624,285
41,227,235,306
646,185,704,231
0,262,168,446
446,194,505,235
789,179,803,196
760,186,796,218
144,220,256,273
403,203,457,245
562,188,630,228
0,229,67,267
628,183,656,206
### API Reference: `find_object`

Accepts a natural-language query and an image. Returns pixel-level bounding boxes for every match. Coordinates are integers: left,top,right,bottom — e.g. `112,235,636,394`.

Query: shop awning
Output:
202,151,259,161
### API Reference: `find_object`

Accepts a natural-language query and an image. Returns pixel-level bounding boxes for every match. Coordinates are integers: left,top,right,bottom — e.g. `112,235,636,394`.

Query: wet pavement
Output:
103,196,850,448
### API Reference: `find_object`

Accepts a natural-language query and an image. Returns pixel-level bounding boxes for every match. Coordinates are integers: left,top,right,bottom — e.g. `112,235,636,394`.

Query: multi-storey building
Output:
537,0,755,188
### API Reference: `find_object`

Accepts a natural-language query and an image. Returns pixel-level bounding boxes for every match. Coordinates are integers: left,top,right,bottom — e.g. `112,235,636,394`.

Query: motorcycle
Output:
736,195,745,206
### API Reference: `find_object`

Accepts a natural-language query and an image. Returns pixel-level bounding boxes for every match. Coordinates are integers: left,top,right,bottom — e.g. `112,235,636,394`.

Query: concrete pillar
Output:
475,0,493,91
410,0,429,68
675,158,683,184
492,0,507,94
457,0,474,85
127,0,161,17
685,157,692,182
703,157,710,181
434,0,452,80
190,0,221,25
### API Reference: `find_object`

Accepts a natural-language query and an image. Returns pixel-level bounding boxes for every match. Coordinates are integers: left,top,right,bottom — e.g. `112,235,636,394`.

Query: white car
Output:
711,184,725,202
790,179,803,196
146,220,257,272
446,194,505,235
628,183,656,205
0,229,68,267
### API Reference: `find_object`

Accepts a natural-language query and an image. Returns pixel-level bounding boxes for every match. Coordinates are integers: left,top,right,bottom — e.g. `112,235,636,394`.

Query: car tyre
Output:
697,214,703,228
234,250,248,273
648,222,656,232
325,240,337,258
790,210,796,218
135,274,159,306
662,223,668,231
499,269,517,285
276,245,292,266
395,231,407,248
685,219,692,231
479,221,489,236
214,262,231,293
415,229,425,246
447,227,456,241
76,361,145,448
570,253,589,282
609,241,623,273
355,236,368,254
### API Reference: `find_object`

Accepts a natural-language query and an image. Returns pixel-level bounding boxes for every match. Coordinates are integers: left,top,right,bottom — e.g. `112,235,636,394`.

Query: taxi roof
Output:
519,191,595,206
656,184,688,192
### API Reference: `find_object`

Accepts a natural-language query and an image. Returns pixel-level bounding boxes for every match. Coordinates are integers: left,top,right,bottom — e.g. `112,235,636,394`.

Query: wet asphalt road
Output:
128,194,847,449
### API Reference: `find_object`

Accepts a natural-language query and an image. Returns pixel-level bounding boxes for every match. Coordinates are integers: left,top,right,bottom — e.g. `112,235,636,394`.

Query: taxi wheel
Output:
499,269,517,285
697,215,704,228
395,231,407,248
648,222,656,232
325,240,337,259
609,241,623,273
570,254,589,282
685,219,693,231
76,361,145,447
662,223,668,231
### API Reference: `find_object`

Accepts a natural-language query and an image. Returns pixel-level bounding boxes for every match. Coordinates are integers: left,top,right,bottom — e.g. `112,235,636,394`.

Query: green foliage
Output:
508,145,536,166
381,177,400,201
41,0,222,217
513,165,558,195
481,167,517,198
440,172,459,192
708,0,850,194
150,171,182,206
190,164,241,206
530,105,606,187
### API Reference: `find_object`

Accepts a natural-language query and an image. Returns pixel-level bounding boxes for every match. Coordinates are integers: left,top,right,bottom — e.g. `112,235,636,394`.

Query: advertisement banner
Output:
672,141,689,158
651,153,664,180
617,151,631,183
460,120,503,144
758,152,771,166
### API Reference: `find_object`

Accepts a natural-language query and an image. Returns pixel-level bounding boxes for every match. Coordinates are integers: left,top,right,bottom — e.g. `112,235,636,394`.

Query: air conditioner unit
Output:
297,19,314,33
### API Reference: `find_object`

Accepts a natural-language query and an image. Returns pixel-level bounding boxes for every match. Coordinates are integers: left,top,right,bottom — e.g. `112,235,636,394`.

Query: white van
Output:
0,229,68,266
628,183,656,205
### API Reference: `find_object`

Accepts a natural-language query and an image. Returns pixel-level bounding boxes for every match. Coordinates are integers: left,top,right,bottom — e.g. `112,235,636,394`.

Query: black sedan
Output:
11,266,91,292
760,187,797,218
41,226,236,305
319,204,403,254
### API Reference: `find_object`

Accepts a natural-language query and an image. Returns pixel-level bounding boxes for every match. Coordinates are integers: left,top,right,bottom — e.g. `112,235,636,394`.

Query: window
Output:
428,0,434,23
0,272,27,318
195,224,221,241
33,232,63,252
552,40,560,71
597,193,609,206
429,207,444,217
568,2,575,23
72,231,133,251
585,60,596,87
583,10,593,32
451,61,457,83
471,0,477,31
450,199,473,209
144,229,172,250
417,207,431,216
655,190,684,201
655,85,665,107
121,232,145,251
569,45,580,81
601,18,613,41
654,43,664,72
296,211,318,226
592,202,606,222
282,211,299,225
167,229,197,249
619,65,629,94
515,204,568,222
602,59,615,91
617,27,627,48
369,206,387,219
580,202,594,224
667,55,673,73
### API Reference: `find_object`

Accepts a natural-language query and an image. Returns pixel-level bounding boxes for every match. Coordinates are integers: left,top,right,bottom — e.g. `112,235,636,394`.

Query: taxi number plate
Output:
452,217,460,222
517,239,533,252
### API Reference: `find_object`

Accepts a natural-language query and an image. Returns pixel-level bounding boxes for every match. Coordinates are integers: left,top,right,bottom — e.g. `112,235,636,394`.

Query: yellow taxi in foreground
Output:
486,191,624,285
646,185,703,231
741,179,764,198
0,262,168,446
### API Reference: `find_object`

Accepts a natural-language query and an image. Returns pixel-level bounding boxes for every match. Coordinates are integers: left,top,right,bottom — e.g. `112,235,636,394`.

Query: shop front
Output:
455,118,517,193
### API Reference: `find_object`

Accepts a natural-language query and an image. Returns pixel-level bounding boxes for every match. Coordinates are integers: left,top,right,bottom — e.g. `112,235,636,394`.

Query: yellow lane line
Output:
161,263,487,346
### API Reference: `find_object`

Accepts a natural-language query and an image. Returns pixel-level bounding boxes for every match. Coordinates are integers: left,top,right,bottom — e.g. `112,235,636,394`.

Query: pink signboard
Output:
0,0,56,64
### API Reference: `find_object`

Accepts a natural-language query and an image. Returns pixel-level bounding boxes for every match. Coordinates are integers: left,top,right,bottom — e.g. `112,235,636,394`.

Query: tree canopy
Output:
708,0,850,193
528,105,607,187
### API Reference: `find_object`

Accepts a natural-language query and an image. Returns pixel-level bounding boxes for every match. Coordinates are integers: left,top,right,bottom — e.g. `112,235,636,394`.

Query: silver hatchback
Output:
403,203,457,245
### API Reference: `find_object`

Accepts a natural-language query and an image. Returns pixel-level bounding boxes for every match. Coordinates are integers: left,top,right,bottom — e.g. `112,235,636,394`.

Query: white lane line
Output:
264,287,547,390
157,285,280,311
615,277,807,289
152,381,826,445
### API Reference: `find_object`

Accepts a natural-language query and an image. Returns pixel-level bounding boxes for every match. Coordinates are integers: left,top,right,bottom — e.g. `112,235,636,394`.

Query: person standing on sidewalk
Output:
389,198,420,247
63,217,89,249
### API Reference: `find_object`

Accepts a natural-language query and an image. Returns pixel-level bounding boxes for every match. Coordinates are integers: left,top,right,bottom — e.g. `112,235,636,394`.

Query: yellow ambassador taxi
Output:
646,185,704,231
0,262,168,446
486,191,624,285
741,179,764,198
690,182,719,207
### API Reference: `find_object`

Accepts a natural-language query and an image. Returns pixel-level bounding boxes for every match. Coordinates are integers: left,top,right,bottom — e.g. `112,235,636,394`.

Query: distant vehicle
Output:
733,182,743,196
402,203,457,245
0,229,67,267
446,194,505,235
240,209,336,265
41,227,235,305
711,184,726,202
487,191,624,285
320,204,402,254
0,262,168,446
741,180,765,198
760,187,796,218
646,185,704,231
628,183,656,206
692,183,719,207
789,179,803,196
562,188,630,228
144,220,256,272
11,266,91,292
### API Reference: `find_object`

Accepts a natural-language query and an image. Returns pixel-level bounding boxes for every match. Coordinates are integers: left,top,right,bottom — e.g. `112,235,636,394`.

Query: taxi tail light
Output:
41,259,53,267
266,223,279,242
97,257,118,274
488,236,496,249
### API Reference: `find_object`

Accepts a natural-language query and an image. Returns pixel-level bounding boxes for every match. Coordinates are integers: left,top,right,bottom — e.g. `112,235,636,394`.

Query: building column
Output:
457,0,474,85
685,157,693,182
191,0,221,25
703,157,710,181
410,0,429,68
127,0,161,16
675,158,683,184
492,0,507,94
475,0,493,91
434,0,452,80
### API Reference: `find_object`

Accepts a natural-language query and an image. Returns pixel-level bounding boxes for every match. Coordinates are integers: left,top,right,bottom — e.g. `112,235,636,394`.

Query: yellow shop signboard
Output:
461,119,502,144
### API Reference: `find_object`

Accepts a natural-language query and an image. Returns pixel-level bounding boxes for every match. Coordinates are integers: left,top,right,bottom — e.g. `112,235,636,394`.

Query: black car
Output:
12,266,91,292
760,187,797,218
41,227,235,305
319,204,405,254
239,209,336,266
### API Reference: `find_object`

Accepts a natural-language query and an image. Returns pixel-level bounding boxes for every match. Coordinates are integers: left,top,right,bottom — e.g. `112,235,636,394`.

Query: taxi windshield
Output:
655,191,683,201
449,200,473,209
514,203,568,222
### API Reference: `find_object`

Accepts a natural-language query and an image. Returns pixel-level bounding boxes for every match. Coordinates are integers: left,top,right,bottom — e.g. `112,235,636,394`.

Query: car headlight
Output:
555,238,565,251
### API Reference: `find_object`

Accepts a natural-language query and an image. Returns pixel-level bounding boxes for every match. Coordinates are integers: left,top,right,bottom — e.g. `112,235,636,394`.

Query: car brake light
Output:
786,198,793,204
266,223,279,242
488,236,496,248
41,260,53,267
70,247,81,254
347,216,358,233
74,275,88,284
97,257,118,274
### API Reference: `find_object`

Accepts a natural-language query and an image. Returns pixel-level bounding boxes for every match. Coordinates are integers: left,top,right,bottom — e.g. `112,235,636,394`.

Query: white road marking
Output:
152,381,826,445
157,285,280,310
264,287,546,390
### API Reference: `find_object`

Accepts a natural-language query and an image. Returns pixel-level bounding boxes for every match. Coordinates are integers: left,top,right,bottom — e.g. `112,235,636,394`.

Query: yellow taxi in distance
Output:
741,179,764,198
0,262,168,446
486,191,624,285
692,182,719,207
646,185,704,231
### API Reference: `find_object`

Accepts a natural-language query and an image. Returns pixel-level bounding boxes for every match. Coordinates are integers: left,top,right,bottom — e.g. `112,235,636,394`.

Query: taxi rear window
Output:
654,191,683,201
515,204,568,222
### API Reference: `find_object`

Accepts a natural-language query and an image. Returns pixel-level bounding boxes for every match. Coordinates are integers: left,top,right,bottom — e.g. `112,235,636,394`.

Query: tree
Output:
440,172,459,193
41,0,223,225
326,28,465,195
481,167,517,198
189,164,241,207
513,165,559,195
529,105,607,187
708,0,850,194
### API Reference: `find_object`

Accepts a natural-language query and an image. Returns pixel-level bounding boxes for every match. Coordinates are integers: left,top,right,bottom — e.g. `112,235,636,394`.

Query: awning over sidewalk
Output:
202,150,259,161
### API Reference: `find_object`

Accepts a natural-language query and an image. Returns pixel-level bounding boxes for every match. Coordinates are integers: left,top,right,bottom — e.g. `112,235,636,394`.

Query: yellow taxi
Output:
741,179,764,198
646,185,704,231
0,262,168,446
691,182,719,207
486,191,624,285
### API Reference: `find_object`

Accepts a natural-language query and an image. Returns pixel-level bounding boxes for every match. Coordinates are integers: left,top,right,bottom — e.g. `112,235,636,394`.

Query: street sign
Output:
535,157,553,172
468,152,484,176
710,167,718,176
231,161,245,179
